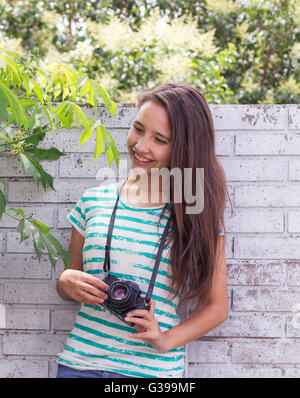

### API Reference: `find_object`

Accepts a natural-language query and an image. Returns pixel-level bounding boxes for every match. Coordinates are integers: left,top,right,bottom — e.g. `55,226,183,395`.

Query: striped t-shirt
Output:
57,179,225,378
57,180,186,378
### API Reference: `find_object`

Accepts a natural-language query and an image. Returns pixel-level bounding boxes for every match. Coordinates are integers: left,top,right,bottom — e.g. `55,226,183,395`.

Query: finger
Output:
79,281,108,300
128,331,149,339
79,290,105,306
125,316,152,329
83,274,109,292
127,309,153,320
149,299,156,315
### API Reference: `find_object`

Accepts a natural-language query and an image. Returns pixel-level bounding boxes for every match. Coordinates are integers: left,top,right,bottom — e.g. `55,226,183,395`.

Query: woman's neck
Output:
121,174,169,207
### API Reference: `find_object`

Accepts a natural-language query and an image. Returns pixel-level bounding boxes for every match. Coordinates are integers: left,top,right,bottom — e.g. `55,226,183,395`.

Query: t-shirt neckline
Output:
117,180,170,211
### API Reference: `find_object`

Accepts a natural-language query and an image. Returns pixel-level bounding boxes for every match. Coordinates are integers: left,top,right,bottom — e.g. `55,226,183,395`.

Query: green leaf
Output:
23,128,46,146
28,218,50,233
79,125,93,146
0,80,28,129
92,81,117,115
0,177,7,186
81,78,95,106
101,126,120,167
7,207,26,218
42,230,71,268
19,153,55,191
25,147,65,161
17,218,31,243
94,126,104,161
0,89,8,124
32,80,44,105
0,189,6,220
27,107,42,131
39,231,58,268
31,224,47,261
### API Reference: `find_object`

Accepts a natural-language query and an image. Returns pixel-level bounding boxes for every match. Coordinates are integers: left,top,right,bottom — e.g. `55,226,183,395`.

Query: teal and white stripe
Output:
57,180,223,378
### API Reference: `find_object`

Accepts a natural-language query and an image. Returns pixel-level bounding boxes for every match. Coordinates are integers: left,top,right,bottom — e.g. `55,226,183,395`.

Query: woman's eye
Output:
133,126,166,144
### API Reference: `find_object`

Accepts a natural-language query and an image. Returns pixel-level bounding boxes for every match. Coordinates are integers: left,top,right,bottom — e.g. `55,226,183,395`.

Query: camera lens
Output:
111,285,128,300
108,281,132,308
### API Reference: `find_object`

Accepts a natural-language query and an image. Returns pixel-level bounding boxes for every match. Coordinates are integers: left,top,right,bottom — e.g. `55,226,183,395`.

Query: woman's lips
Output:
133,153,154,165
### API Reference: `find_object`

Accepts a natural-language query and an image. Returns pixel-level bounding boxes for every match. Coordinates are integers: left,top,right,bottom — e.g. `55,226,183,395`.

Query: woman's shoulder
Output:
82,180,119,198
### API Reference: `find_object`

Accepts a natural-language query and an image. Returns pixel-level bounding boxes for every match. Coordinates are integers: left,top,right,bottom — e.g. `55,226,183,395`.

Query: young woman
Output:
56,82,229,378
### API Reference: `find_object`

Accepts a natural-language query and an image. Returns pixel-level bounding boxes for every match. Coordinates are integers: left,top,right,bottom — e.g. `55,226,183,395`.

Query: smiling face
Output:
127,101,172,175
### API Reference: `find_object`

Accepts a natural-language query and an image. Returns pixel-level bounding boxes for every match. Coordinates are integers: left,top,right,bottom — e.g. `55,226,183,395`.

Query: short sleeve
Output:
66,194,86,237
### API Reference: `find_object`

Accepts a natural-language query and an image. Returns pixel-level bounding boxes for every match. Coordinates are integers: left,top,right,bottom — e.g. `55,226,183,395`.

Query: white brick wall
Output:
0,104,300,378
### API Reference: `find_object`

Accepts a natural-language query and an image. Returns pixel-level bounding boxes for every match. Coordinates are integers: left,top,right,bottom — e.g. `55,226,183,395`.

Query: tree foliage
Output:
0,49,118,268
1,0,299,104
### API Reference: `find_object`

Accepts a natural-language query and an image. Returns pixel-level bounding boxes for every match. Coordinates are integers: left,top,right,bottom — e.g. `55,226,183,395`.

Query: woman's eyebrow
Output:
134,120,171,141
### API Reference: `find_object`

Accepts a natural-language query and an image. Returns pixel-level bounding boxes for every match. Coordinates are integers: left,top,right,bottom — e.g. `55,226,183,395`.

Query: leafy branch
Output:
0,49,119,269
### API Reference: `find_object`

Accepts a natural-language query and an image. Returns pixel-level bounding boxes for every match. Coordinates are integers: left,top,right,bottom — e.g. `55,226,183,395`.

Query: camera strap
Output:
103,181,172,308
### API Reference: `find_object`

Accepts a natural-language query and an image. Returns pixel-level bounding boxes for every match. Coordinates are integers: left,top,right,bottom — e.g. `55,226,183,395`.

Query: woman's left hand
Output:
125,297,169,353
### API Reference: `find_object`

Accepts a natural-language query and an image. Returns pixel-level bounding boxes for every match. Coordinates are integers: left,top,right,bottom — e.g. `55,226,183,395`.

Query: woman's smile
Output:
133,151,154,165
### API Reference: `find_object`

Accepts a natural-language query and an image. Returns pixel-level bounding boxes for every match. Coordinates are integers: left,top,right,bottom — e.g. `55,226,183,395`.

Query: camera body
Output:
100,274,149,326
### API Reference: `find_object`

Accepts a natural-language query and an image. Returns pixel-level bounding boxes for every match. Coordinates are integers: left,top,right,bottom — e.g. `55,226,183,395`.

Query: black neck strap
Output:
103,181,171,307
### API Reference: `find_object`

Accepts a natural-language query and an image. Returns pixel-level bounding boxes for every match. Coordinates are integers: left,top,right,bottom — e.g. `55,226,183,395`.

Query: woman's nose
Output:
135,136,151,154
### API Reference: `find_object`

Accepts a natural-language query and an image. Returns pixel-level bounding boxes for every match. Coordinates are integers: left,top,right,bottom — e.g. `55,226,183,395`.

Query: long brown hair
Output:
137,82,231,308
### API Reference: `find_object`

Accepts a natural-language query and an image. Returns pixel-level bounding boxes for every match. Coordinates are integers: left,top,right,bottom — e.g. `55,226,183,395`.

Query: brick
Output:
3,332,67,355
187,364,283,378
0,206,54,228
288,105,300,129
236,134,300,155
235,236,300,259
84,103,138,128
57,205,75,228
187,340,230,363
227,260,283,286
225,235,234,259
211,105,287,130
8,178,105,203
225,209,284,233
4,308,50,330
219,158,286,182
41,127,128,154
0,155,55,178
205,313,283,338
232,287,300,311
4,282,67,305
232,340,300,364
215,132,233,155
59,153,128,178
0,253,51,279
52,309,78,331
284,367,300,377
0,359,48,378
289,159,300,181
286,261,300,285
0,232,3,252
6,231,69,255
39,127,129,152
235,184,300,207
288,211,300,233
286,315,300,338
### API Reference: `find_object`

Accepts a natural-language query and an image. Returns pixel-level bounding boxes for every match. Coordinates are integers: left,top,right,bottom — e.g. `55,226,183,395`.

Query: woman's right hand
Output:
58,269,109,305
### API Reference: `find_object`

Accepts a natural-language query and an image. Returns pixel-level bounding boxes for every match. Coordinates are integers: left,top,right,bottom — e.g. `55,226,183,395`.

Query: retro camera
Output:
100,274,150,326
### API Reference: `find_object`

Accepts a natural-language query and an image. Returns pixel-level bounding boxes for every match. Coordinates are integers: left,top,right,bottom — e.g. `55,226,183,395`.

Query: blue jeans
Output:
56,364,133,378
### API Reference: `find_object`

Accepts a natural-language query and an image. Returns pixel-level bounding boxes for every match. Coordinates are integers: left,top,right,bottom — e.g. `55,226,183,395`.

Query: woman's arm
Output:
126,235,228,352
56,226,109,304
